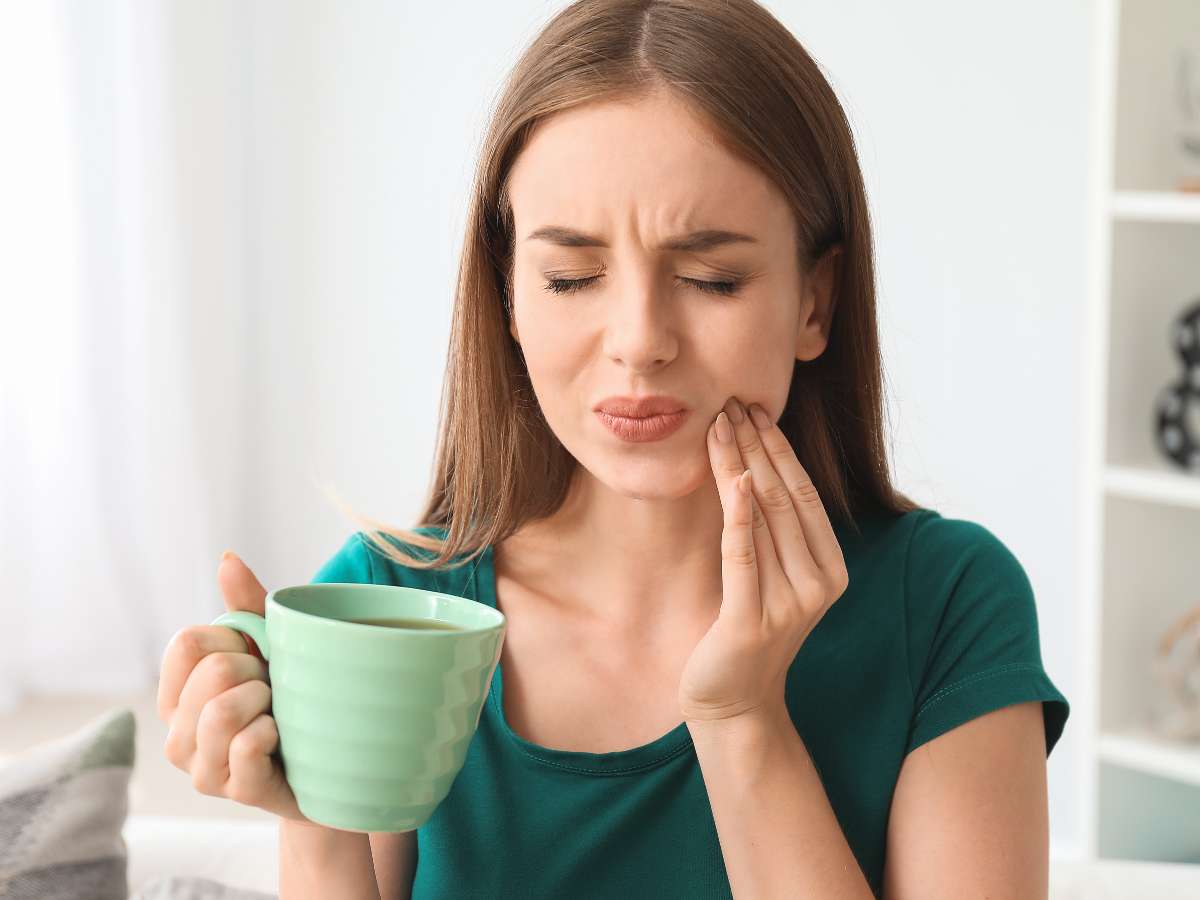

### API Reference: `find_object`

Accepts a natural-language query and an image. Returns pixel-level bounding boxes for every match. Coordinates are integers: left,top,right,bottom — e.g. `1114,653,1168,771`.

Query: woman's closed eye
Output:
542,275,743,296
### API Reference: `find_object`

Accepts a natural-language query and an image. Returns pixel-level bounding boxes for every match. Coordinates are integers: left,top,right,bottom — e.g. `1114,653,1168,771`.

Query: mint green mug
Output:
210,583,505,833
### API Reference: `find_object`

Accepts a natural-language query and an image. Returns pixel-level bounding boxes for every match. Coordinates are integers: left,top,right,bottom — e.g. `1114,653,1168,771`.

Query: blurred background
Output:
2,0,1199,893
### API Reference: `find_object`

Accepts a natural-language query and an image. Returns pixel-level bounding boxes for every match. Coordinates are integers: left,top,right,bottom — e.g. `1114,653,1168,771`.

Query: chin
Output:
582,452,712,501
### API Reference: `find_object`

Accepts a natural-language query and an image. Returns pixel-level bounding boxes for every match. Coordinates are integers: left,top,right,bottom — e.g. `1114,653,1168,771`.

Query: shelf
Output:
1088,0,1200,864
1104,464,1200,510
1099,727,1200,788
1111,191,1200,224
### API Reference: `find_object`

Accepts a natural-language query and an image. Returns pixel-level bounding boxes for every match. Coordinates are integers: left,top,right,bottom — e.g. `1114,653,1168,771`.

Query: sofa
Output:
124,814,279,897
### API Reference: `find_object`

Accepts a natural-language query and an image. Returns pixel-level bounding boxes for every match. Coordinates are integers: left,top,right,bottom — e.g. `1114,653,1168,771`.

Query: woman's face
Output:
505,89,836,501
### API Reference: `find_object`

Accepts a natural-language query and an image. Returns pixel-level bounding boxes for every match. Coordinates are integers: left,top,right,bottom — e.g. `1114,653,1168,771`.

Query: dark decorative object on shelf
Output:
1154,296,1200,473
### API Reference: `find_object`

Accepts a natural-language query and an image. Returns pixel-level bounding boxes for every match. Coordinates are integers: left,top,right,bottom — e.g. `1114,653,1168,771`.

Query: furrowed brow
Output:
525,226,757,253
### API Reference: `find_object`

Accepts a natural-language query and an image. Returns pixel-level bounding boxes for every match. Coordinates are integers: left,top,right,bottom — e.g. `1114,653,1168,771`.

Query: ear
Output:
795,244,842,362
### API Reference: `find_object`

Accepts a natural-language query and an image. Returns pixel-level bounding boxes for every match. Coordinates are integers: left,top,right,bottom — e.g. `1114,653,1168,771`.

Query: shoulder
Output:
310,531,377,585
902,509,1032,604
890,510,1069,757
899,508,1048,703
311,525,487,601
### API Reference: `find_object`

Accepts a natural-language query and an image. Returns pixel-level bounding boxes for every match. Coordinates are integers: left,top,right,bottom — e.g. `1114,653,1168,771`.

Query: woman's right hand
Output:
157,550,312,824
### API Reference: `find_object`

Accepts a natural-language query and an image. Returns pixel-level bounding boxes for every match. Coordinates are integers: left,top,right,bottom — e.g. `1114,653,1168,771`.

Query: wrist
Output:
686,702,791,748
280,817,369,851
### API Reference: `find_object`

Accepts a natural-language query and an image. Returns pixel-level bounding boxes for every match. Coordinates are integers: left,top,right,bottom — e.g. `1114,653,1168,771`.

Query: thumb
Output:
218,550,268,614
217,550,269,661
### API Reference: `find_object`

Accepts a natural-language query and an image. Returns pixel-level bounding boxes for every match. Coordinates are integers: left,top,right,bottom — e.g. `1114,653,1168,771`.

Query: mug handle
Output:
210,611,271,662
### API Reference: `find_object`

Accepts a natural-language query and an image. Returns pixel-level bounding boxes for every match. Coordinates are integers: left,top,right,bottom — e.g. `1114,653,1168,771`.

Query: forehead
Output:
506,92,793,241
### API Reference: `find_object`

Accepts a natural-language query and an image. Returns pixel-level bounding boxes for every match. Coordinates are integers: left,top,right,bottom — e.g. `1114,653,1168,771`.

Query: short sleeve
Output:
310,531,376,584
903,510,1070,758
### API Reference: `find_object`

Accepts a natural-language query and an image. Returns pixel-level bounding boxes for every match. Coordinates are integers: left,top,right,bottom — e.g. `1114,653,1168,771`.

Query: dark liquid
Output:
344,616,465,631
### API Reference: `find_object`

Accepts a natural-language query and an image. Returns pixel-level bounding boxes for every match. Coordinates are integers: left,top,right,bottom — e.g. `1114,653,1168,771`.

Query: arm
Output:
370,830,418,900
690,700,1050,899
688,705,874,899
278,819,382,900
882,700,1049,899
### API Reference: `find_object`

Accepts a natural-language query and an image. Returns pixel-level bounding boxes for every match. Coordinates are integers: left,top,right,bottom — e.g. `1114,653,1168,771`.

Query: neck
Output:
496,464,727,632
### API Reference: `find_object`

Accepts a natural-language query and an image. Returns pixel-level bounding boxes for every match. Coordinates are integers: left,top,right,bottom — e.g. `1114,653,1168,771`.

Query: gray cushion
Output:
0,706,135,899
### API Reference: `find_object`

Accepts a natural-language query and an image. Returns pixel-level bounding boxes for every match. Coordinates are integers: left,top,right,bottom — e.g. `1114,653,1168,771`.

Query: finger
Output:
724,398,818,600
158,625,264,722
192,678,272,796
708,413,761,623
164,650,269,773
716,401,785,591
744,485,784,623
226,713,290,811
745,402,847,586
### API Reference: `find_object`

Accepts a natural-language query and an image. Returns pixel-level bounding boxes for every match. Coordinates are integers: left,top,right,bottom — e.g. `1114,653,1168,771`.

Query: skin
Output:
502,85,840,637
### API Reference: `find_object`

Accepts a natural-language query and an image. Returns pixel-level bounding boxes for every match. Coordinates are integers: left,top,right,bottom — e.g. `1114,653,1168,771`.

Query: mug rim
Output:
267,583,506,635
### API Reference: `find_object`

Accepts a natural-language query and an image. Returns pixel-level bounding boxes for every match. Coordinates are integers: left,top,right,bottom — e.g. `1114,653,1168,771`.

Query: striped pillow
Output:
0,706,134,899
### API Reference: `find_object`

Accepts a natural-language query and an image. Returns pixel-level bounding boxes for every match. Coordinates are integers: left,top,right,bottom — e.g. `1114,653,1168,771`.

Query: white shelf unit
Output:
1082,0,1200,866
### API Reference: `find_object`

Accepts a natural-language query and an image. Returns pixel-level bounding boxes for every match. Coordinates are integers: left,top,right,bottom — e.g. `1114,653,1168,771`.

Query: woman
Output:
161,0,1070,897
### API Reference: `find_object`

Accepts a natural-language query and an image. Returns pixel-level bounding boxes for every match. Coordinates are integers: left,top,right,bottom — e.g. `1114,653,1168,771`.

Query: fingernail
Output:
715,411,732,443
221,550,239,563
749,404,771,430
738,468,752,496
724,398,745,424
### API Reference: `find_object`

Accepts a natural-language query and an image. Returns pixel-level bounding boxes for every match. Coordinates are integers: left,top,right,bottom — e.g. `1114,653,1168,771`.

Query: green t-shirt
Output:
310,506,1069,899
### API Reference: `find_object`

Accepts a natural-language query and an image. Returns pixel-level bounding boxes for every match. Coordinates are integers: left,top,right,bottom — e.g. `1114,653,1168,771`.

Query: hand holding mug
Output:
157,551,310,824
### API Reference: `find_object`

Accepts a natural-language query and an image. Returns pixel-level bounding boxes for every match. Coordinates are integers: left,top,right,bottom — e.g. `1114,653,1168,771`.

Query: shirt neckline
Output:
473,541,696,776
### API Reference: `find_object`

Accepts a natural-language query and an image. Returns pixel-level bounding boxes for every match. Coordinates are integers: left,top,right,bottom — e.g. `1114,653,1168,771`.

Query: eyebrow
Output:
524,225,758,253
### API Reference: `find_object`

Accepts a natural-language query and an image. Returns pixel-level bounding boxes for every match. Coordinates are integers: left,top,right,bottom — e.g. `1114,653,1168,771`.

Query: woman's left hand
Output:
678,396,850,725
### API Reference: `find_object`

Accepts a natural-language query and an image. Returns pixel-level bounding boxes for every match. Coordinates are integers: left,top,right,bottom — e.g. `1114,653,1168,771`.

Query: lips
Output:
593,395,688,418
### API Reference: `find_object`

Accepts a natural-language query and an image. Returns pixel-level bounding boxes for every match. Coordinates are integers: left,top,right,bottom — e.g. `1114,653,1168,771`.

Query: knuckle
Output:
758,481,792,509
200,694,242,736
163,730,186,768
795,579,825,609
169,627,203,663
833,566,850,596
788,476,821,506
724,543,757,567
750,502,767,530
230,724,268,763
191,763,222,796
203,652,242,689
718,460,744,479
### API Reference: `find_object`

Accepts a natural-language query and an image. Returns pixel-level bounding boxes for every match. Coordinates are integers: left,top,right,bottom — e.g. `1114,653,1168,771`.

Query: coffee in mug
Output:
343,616,465,631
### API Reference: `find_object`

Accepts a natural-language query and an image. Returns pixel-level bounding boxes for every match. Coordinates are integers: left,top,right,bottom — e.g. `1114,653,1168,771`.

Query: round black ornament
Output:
1155,297,1200,472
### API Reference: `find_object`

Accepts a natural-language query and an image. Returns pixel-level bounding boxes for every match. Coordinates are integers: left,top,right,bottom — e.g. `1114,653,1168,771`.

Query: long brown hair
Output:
320,0,920,572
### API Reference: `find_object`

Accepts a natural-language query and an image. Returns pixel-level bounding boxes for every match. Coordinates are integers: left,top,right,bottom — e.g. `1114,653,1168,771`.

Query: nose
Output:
601,278,679,373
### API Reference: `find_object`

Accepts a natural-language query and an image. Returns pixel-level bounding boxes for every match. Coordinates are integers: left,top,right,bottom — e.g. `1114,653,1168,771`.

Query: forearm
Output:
279,819,382,900
688,706,874,900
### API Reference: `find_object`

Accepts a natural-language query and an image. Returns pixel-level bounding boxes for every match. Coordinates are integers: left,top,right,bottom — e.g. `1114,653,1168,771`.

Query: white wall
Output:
171,0,1089,854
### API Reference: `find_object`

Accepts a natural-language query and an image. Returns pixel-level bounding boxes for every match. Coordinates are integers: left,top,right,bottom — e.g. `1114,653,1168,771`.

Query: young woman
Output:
159,1,1070,897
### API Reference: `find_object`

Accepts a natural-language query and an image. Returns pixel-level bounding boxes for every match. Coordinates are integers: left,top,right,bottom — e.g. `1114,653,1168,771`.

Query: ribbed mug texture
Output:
212,583,506,832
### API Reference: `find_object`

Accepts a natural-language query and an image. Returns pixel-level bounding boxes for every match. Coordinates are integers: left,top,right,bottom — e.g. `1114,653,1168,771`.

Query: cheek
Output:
712,311,797,401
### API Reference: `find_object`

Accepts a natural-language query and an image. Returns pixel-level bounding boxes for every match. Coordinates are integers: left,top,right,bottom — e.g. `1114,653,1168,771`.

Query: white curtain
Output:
0,0,248,715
